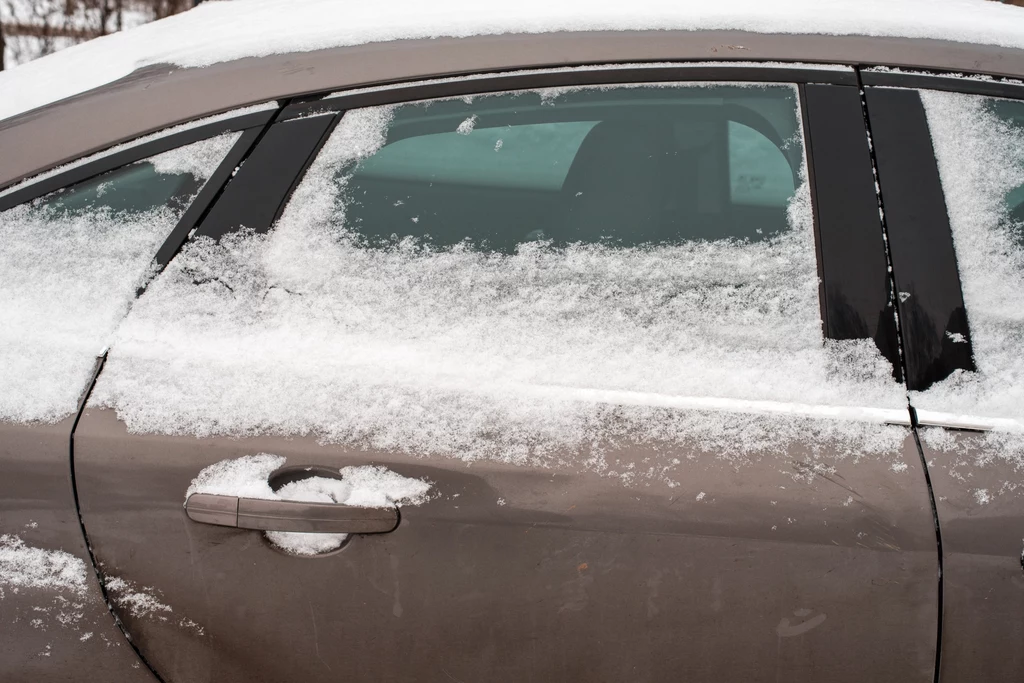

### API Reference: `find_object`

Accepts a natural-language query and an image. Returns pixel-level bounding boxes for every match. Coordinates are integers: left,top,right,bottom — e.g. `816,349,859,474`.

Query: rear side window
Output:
0,132,240,423
94,83,906,468
916,90,1024,424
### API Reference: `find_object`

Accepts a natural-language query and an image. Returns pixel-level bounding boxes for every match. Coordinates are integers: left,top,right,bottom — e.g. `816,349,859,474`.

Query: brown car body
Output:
1,28,1023,683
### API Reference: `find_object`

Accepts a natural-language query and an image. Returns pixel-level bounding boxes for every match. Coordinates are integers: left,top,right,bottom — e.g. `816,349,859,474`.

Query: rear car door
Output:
0,106,272,680
73,66,939,683
864,75,1024,682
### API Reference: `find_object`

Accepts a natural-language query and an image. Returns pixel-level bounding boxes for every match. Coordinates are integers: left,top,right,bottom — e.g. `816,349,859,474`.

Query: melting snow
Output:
187,455,431,555
0,132,239,423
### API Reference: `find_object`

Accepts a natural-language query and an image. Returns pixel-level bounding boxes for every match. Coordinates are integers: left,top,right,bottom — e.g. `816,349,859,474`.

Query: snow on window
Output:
94,85,907,474
0,132,240,424
917,90,1024,436
186,455,432,555
0,535,87,595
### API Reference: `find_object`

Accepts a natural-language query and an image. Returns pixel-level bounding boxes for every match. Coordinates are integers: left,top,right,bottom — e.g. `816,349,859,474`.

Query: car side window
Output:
0,131,241,424
916,90,1024,422
339,86,802,252
92,83,907,460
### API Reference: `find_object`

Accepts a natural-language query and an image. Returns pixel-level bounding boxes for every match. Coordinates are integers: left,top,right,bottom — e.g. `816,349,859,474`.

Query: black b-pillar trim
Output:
195,113,339,240
803,84,902,381
864,87,975,391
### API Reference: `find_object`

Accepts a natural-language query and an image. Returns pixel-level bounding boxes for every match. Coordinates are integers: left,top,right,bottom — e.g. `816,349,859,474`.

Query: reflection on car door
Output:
74,75,938,683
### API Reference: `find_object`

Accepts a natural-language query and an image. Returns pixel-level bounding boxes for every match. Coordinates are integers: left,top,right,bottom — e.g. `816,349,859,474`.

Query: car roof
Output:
4,4,1024,190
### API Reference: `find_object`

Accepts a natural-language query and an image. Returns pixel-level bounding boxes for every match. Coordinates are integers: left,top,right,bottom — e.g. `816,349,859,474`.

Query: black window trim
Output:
216,66,901,373
860,68,1024,101
862,86,976,391
279,62,859,120
0,107,279,212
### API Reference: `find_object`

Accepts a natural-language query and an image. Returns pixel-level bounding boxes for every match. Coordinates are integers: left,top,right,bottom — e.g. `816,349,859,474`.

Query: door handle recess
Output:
185,493,399,534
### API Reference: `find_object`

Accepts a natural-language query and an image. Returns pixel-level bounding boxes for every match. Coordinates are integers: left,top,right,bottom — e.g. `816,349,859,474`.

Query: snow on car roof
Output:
1,0,1024,124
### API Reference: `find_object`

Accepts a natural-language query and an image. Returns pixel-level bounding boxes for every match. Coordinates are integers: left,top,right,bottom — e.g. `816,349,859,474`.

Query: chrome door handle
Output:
185,493,399,533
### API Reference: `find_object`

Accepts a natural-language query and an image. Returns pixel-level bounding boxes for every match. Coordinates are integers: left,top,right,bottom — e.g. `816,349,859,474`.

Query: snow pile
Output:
95,88,908,470
186,455,431,555
0,535,87,595
0,132,239,423
917,90,1024,431
2,0,1024,124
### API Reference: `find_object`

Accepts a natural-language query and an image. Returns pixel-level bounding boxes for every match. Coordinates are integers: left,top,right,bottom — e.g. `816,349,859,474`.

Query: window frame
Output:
198,63,900,374
0,106,280,270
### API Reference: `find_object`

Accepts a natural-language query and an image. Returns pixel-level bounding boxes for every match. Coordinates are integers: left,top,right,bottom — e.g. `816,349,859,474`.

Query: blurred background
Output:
1,0,1023,71
0,0,194,70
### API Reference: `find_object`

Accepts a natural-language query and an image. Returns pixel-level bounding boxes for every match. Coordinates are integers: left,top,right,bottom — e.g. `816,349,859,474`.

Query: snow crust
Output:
916,90,1024,433
186,455,432,555
2,0,1024,124
0,535,87,595
0,133,240,423
95,86,908,471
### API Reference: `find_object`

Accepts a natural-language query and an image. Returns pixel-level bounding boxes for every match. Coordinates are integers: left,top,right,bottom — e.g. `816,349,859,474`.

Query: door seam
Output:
856,66,944,683
70,351,168,683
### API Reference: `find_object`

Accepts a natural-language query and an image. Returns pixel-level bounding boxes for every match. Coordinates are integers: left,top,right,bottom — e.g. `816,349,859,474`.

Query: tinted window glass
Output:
40,161,202,217
341,86,802,253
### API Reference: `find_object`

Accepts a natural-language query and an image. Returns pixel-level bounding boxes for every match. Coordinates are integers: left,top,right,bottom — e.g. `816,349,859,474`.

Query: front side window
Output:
0,132,241,423
916,90,1024,425
95,83,905,466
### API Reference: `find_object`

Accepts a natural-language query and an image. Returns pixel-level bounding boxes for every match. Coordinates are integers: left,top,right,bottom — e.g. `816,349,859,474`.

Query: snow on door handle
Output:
185,493,399,533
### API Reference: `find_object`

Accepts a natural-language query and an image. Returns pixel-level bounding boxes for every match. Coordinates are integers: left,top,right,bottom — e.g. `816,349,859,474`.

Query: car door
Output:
864,76,1024,682
0,106,272,681
73,65,939,683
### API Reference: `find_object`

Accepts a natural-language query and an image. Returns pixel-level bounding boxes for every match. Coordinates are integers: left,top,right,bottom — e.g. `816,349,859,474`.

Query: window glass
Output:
917,90,1024,424
340,87,803,252
93,83,908,468
0,132,240,423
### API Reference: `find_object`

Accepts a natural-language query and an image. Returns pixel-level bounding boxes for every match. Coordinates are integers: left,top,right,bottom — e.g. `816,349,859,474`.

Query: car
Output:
2,2,1024,682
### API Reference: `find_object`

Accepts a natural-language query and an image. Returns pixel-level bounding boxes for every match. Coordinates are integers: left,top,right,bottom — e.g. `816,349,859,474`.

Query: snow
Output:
0,535,87,595
916,90,1024,433
2,0,1024,124
104,577,172,619
187,455,432,555
94,85,908,473
0,132,240,423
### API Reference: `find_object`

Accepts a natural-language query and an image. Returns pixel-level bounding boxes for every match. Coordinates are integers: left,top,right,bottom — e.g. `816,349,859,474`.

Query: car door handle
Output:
184,493,399,533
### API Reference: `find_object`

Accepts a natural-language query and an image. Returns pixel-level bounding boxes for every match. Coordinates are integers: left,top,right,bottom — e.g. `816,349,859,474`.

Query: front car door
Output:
73,65,939,683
